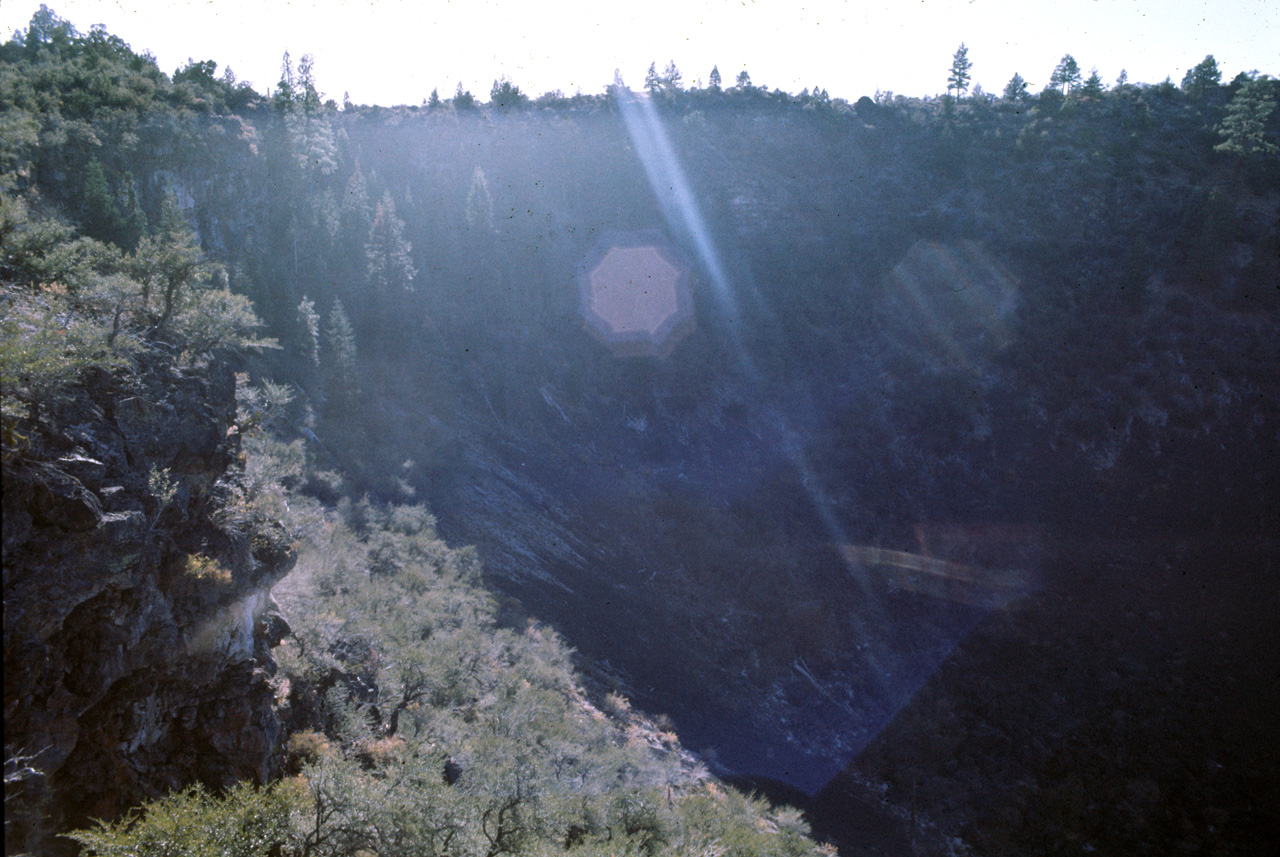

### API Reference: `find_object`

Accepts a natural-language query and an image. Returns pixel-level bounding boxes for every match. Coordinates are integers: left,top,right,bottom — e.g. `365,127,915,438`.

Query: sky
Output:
1,0,1276,107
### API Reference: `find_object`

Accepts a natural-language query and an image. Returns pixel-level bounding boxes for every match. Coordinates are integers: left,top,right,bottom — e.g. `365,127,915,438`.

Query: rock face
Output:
2,354,295,854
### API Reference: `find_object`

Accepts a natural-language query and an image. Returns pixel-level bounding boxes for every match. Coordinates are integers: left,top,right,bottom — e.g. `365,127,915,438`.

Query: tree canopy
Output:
1050,54,1083,95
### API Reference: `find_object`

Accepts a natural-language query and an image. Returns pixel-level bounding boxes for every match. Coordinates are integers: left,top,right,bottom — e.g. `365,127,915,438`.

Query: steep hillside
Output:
3,356,296,852
3,9,1279,855
1,197,292,851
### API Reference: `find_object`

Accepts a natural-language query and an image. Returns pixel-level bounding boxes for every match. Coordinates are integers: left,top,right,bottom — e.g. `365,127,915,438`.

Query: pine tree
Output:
341,167,372,234
324,299,358,411
297,296,320,366
427,87,441,109
1215,75,1278,158
490,76,528,110
273,51,295,111
81,158,121,246
336,166,373,288
1080,69,1105,99
662,61,683,94
366,191,415,295
735,69,752,90
156,189,189,239
1003,73,1029,101
1181,55,1222,100
1050,54,1082,95
118,172,147,252
644,62,661,94
453,82,476,110
297,53,322,114
947,43,972,99
22,4,78,56
709,65,722,92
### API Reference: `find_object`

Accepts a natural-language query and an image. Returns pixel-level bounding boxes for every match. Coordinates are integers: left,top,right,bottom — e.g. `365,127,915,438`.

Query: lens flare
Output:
883,239,1020,373
841,522,1042,609
611,86,1038,793
577,231,694,357
614,87,742,332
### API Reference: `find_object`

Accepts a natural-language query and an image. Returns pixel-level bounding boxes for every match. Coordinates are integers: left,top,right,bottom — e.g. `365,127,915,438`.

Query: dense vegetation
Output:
3,4,1278,856
65,475,831,857
0,7,837,855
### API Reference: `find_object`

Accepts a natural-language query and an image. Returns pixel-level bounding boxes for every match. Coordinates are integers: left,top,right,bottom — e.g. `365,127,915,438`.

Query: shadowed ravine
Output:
422,402,1033,796
5,18,1278,852
429,439,1279,853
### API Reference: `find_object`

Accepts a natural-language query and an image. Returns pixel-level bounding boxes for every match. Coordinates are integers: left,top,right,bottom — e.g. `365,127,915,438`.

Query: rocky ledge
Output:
3,352,295,854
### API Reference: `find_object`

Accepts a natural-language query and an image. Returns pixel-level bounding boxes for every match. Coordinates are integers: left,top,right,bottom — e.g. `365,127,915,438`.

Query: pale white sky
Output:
2,0,1276,106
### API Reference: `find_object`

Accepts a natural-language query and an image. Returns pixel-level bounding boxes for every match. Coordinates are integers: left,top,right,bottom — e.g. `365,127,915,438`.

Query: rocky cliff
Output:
3,351,295,854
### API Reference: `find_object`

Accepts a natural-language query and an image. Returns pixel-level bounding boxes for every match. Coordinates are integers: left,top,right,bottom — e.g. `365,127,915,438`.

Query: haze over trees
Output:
2,6,1278,856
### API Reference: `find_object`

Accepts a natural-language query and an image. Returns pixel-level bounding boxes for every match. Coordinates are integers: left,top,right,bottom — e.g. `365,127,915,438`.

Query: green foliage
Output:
453,82,477,110
273,50,297,112
64,781,297,857
146,465,177,528
365,191,415,295
490,76,529,110
645,62,661,95
1079,69,1105,99
1050,54,1082,95
0,108,40,177
1,174,271,465
209,391,318,570
1215,74,1278,158
21,5,79,58
10,14,1275,855
662,61,684,95
947,43,972,98
0,193,134,439
168,285,278,358
173,58,217,87
1181,55,1222,99
0,279,126,430
296,295,321,365
1003,73,1029,101
2,4,244,132
235,373,295,434
323,299,358,411
285,109,338,175
238,494,834,857
116,172,147,251
79,159,119,244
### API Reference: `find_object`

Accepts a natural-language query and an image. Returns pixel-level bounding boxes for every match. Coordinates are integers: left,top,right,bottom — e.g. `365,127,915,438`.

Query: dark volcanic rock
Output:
2,355,294,854
30,465,103,532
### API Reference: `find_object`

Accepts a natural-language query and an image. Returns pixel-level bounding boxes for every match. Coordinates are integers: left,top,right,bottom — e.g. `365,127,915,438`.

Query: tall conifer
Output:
365,191,415,295
948,43,972,98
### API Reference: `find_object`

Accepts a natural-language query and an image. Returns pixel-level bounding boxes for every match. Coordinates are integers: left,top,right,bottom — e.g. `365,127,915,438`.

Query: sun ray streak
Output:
614,86,908,739
615,88,744,340
613,88,1041,791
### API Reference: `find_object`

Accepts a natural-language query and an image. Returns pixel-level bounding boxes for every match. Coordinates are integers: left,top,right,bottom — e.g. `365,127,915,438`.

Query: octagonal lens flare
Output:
578,232,694,357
